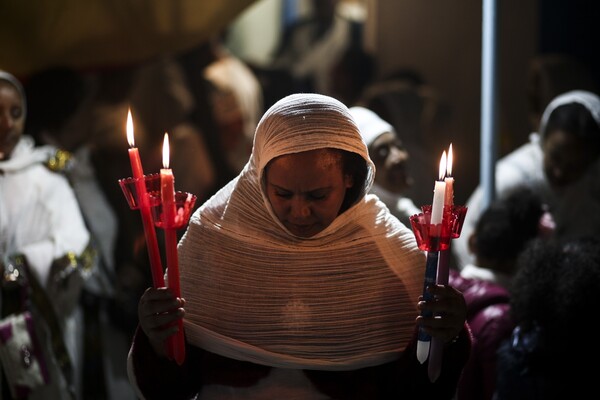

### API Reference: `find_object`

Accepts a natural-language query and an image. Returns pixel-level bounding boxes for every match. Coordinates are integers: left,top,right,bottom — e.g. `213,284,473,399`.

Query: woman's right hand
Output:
138,287,185,357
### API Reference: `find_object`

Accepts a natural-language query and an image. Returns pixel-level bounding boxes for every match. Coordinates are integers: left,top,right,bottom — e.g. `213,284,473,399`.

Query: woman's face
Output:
265,149,353,238
543,128,600,188
0,81,25,160
369,131,413,193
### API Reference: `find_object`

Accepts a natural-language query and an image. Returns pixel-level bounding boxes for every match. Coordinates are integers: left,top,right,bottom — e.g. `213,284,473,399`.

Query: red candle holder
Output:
409,205,468,251
149,191,197,229
118,173,161,209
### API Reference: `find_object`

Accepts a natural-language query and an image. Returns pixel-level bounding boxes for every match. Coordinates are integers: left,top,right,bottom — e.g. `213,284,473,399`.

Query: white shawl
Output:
178,93,425,371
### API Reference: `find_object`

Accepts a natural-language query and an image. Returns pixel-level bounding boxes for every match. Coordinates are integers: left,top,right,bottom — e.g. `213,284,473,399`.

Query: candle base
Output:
427,338,443,382
417,340,430,364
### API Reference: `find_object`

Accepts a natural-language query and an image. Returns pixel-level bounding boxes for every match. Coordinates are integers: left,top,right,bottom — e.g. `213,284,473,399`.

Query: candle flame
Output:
126,108,135,147
438,151,447,181
447,143,453,176
162,133,170,169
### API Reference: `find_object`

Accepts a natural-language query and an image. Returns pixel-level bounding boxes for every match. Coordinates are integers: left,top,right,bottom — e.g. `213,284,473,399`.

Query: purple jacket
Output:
450,269,514,400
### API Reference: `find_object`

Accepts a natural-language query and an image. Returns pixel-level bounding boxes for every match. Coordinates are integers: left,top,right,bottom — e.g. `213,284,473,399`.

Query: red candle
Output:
444,143,454,208
126,109,165,288
161,133,185,365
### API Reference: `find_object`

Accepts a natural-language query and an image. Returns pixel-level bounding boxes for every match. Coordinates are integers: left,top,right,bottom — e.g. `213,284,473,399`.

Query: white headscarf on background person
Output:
177,93,425,371
349,106,394,147
539,90,600,138
0,70,26,119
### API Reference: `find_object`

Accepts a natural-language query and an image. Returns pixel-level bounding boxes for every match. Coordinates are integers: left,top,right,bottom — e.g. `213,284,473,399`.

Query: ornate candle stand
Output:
409,204,467,382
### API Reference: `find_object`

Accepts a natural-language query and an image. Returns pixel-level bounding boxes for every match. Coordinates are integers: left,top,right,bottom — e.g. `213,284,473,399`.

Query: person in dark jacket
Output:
450,186,552,400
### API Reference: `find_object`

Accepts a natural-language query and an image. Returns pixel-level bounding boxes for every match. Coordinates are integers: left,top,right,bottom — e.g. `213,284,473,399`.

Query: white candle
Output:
431,151,447,224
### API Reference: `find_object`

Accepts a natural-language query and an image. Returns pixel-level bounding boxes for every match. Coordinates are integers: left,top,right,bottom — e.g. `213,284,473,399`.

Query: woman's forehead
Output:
270,149,342,168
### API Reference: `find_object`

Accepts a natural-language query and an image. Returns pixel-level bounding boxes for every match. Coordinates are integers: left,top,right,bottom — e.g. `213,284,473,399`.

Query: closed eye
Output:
308,190,329,201
275,190,293,199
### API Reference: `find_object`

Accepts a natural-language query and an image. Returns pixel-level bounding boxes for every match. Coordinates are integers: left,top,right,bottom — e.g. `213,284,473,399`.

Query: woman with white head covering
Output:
128,93,470,399
350,106,421,227
0,70,91,399
453,90,600,270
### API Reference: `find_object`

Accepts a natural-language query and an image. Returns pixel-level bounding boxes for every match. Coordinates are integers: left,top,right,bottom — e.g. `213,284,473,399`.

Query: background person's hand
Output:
416,284,467,343
138,287,185,357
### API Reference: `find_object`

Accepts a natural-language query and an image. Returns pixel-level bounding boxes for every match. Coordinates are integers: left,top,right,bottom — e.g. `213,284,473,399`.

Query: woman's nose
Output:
290,197,311,218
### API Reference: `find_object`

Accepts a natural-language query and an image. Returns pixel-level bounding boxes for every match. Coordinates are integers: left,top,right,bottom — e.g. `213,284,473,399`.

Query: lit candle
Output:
437,144,453,288
160,134,176,227
444,143,454,207
161,133,185,365
126,109,165,288
430,151,447,225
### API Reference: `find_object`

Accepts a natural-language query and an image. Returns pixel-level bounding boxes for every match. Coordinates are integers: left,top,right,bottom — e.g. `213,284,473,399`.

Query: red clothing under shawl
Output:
129,324,471,400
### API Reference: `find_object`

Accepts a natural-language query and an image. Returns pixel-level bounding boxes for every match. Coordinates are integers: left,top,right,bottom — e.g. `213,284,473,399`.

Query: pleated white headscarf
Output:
178,93,425,371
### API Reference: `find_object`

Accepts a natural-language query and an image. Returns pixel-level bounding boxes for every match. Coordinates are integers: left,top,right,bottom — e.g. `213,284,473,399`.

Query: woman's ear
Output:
344,173,354,189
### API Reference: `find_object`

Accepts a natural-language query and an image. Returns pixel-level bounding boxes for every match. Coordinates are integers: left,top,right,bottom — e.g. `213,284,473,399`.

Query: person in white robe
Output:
0,70,91,400
453,90,600,270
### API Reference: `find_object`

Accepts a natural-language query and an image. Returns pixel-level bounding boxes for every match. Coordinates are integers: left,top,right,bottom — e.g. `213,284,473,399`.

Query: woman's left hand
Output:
416,284,467,343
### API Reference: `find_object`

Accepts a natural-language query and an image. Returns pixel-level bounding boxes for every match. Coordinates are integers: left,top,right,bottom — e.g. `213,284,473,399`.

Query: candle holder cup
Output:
410,204,468,251
149,191,197,229
118,173,161,209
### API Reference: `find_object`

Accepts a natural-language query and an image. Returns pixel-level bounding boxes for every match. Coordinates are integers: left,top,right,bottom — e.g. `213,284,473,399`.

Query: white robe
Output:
0,135,90,400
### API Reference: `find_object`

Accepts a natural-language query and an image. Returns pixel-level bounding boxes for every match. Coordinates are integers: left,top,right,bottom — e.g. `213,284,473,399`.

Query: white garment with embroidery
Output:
0,135,90,400
0,136,89,284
